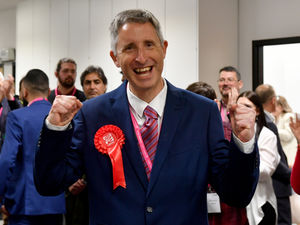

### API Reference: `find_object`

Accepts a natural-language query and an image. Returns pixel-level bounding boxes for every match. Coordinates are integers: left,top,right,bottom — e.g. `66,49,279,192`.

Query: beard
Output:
58,75,75,89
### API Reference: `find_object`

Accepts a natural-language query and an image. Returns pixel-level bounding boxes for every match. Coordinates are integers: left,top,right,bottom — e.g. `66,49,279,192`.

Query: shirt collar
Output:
127,78,167,118
264,110,275,122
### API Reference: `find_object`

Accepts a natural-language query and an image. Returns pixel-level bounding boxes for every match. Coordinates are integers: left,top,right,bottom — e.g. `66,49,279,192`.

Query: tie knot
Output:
144,106,158,120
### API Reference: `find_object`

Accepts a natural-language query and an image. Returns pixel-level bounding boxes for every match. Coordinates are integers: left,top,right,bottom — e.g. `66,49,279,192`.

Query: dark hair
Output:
55,58,77,73
238,91,266,138
186,81,217,100
219,66,241,81
109,9,164,54
80,65,107,86
22,69,49,95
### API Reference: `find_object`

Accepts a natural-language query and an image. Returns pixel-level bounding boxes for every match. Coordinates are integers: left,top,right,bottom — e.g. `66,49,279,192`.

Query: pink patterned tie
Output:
140,106,159,179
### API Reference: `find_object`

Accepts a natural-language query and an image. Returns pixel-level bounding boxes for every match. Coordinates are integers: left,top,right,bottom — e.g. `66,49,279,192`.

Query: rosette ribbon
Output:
94,125,126,190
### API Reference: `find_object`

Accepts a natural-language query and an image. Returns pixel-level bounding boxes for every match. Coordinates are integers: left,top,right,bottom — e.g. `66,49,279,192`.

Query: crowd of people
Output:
0,8,299,225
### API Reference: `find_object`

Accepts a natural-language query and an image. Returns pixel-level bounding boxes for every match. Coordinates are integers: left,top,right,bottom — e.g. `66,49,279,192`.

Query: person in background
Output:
0,74,22,225
80,65,107,100
273,95,297,167
34,9,259,225
205,66,249,225
0,69,65,225
217,66,243,140
186,81,217,100
238,91,280,225
256,84,292,225
48,58,86,104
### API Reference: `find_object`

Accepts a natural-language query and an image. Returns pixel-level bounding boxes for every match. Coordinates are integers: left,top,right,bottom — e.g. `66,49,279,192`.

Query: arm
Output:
0,113,22,197
34,95,83,196
208,103,259,207
258,128,280,181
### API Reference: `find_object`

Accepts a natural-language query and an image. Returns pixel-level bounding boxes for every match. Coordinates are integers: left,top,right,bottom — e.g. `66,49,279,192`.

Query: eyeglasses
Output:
218,78,239,83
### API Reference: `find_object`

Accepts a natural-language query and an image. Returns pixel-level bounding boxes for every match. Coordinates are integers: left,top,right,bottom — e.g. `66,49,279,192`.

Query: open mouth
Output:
134,66,152,74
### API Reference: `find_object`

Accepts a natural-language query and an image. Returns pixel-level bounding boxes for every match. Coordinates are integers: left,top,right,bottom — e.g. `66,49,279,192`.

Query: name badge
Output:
207,193,221,213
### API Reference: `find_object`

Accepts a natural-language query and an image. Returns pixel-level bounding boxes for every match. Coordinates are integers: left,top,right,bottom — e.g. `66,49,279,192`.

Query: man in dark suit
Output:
256,84,292,225
0,69,65,225
34,9,259,225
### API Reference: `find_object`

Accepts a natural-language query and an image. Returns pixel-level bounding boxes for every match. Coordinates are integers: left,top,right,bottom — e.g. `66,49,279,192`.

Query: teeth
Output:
135,67,151,73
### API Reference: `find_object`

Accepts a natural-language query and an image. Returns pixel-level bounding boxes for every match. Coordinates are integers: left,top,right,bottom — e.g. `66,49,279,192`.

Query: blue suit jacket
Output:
0,100,65,215
35,81,259,225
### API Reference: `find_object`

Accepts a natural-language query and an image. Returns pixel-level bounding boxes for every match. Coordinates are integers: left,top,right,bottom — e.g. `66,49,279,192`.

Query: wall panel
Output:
69,0,89,89
16,0,33,91
50,0,68,89
165,0,198,89
32,0,50,77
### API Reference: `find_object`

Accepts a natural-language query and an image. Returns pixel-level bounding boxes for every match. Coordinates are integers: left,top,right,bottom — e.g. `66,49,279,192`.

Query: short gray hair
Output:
109,9,164,55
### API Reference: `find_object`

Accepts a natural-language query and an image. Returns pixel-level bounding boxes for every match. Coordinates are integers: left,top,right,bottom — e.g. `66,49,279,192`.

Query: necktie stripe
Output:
139,106,159,180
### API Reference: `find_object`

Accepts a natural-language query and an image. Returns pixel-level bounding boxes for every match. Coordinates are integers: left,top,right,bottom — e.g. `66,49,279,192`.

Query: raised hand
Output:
47,95,82,126
227,87,239,111
3,74,15,100
290,114,300,143
228,88,256,143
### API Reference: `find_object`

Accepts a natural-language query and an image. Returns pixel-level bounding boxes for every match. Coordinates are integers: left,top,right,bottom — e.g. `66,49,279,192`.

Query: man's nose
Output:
135,48,147,64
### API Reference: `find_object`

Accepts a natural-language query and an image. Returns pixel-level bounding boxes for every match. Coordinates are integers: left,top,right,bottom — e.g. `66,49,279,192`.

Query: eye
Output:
123,44,135,52
145,41,154,48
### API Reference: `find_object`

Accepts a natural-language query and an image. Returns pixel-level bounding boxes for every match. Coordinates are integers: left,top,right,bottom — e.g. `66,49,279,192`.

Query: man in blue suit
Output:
0,69,65,225
34,9,259,225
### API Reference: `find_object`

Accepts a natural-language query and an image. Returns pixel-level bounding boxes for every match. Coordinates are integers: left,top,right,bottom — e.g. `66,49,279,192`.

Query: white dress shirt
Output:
246,125,280,225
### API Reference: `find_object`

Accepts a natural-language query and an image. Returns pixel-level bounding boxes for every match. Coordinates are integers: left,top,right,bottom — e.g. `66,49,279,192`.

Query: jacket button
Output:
146,206,153,213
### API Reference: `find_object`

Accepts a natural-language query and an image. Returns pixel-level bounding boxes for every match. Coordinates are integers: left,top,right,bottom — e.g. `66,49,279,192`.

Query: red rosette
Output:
94,125,126,190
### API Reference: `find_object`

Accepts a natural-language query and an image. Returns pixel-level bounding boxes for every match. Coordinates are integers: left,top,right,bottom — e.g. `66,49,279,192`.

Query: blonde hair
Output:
277,95,292,113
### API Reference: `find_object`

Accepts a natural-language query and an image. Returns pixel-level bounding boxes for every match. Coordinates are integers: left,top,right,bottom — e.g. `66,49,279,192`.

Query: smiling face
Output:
218,71,243,102
110,22,168,102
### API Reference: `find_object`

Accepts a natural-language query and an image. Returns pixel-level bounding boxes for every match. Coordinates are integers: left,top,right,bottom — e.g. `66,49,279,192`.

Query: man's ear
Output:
238,80,244,90
23,87,29,100
110,51,120,68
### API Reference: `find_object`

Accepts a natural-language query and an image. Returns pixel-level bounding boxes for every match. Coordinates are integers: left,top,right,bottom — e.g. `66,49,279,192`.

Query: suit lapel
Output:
110,83,148,191
147,82,186,196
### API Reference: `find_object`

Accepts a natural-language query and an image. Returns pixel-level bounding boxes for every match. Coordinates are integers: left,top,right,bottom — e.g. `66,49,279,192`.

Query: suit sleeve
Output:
34,110,85,196
208,103,259,207
0,112,22,196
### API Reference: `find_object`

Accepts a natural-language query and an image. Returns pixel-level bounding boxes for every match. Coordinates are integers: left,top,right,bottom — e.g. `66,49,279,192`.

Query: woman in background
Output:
237,91,280,225
273,95,297,167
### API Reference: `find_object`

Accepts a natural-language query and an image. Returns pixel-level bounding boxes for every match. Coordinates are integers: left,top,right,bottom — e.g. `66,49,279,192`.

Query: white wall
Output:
0,8,16,49
16,0,198,93
239,0,300,91
198,0,238,97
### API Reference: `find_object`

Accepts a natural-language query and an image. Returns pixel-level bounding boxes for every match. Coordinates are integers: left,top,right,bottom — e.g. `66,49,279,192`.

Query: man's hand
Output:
68,178,87,195
47,95,82,126
290,114,300,143
229,103,256,143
